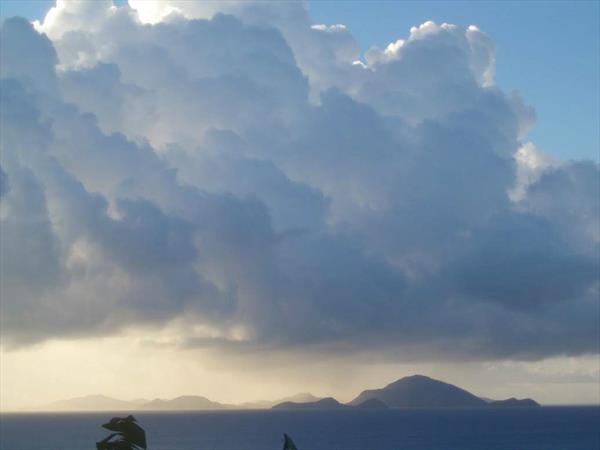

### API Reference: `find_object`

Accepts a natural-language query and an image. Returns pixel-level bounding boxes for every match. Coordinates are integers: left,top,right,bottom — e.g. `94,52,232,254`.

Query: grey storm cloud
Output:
0,2,598,361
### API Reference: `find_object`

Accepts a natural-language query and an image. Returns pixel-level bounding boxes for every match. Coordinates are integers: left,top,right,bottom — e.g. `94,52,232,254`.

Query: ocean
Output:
1,407,598,450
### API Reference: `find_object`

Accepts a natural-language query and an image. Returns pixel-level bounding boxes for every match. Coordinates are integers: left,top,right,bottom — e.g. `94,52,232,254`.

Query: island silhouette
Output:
43,374,540,412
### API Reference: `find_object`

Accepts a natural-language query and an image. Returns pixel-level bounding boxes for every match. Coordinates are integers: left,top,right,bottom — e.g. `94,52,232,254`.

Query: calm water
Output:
1,407,598,450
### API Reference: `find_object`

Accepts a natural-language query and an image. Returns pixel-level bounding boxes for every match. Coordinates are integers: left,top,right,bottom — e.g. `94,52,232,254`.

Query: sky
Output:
2,0,598,162
309,1,600,163
0,1,598,409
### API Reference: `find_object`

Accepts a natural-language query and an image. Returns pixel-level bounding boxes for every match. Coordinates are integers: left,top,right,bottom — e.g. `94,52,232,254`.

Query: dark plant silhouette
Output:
283,433,299,450
96,415,147,450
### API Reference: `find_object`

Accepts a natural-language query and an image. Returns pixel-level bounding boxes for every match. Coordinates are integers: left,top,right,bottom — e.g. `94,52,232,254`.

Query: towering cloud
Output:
0,1,598,363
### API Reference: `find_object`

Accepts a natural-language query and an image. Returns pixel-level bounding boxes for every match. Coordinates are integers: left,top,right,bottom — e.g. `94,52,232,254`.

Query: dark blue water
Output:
1,407,598,450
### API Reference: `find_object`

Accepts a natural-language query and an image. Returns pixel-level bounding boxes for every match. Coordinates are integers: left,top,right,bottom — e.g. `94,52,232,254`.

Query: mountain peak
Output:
43,394,135,411
143,395,227,410
350,374,487,408
388,374,433,384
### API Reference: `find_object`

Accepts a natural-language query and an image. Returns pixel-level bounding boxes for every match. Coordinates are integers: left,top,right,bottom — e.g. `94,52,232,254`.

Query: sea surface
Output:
1,407,598,450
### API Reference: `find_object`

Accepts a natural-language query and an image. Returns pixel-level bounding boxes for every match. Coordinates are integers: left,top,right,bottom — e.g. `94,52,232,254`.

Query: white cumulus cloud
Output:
0,1,597,364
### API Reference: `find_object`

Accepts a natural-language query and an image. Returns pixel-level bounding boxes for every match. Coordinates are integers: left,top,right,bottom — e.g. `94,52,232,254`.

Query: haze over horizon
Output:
0,0,598,411
17,374,542,412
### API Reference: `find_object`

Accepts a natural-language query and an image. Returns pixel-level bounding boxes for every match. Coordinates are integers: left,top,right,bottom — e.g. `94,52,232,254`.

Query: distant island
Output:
272,397,390,410
41,392,323,412
273,375,539,410
39,375,540,412
487,398,541,408
345,375,539,409
273,397,347,410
